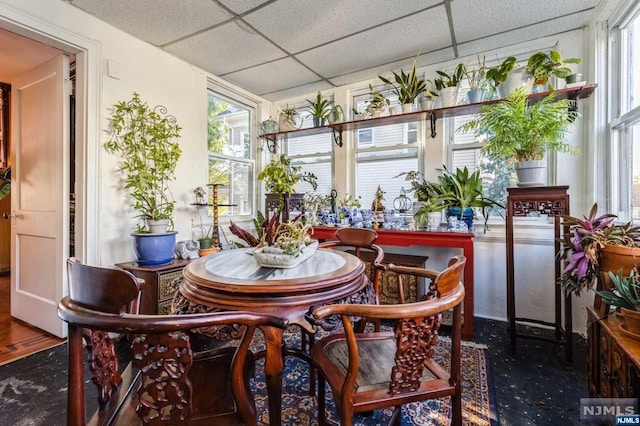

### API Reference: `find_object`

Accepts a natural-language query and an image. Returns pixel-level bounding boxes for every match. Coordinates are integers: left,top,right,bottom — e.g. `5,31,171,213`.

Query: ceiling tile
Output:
328,47,455,87
264,81,334,102
295,6,451,78
451,0,600,43
244,0,440,53
164,21,286,75
223,57,322,96
457,10,594,58
68,0,230,46
218,0,273,15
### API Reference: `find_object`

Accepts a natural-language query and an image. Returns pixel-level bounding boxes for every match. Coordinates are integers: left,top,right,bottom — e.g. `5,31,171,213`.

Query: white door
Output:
10,55,70,337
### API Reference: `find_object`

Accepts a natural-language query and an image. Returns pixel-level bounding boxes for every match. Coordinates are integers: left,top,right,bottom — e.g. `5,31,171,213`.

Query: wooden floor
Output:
0,274,66,365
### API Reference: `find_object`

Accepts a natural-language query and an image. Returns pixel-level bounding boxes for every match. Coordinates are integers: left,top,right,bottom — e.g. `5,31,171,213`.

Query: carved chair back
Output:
60,258,287,426
310,255,466,425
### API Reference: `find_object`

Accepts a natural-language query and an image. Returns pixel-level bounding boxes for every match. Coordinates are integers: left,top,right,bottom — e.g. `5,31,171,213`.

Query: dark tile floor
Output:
471,317,587,426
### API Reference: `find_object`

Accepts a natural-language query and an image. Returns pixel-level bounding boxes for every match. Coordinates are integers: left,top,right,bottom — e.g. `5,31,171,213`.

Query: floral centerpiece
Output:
229,211,317,268
558,203,640,295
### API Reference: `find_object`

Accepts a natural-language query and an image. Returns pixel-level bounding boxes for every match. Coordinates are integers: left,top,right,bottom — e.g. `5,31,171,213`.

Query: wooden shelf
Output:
259,83,598,150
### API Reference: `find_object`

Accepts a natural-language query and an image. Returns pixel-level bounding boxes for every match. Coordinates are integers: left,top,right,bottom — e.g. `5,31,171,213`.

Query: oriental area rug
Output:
0,330,496,426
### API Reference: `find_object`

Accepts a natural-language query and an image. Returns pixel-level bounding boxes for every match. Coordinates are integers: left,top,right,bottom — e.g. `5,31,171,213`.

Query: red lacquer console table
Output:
312,226,475,339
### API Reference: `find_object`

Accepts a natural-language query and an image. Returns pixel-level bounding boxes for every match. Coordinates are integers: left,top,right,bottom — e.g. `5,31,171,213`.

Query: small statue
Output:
371,185,386,212
174,240,200,259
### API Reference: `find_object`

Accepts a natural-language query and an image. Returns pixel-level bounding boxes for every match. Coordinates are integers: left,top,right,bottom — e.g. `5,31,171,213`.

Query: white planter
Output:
501,67,534,97
427,212,442,230
420,98,435,110
147,219,170,234
514,159,547,187
439,87,459,107
253,240,319,269
401,103,414,113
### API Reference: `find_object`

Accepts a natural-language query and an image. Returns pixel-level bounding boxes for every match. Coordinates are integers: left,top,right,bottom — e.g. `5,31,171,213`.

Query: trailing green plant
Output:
394,170,435,202
526,50,581,88
378,54,426,104
413,199,446,228
104,92,182,232
593,270,640,311
306,91,333,120
458,87,579,162
258,155,317,194
258,155,317,213
485,56,516,87
433,63,466,90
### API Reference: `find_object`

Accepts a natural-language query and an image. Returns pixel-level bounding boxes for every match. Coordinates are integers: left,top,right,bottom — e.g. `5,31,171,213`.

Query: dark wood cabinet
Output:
116,259,190,314
587,306,640,398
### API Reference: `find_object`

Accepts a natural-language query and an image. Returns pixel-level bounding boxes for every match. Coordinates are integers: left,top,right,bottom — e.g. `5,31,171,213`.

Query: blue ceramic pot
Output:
132,231,177,266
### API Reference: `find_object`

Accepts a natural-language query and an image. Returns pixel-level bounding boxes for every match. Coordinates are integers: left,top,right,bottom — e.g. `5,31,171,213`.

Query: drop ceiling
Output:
64,0,601,101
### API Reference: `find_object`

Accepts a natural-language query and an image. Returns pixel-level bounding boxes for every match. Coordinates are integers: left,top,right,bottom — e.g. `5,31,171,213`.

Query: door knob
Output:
2,213,10,219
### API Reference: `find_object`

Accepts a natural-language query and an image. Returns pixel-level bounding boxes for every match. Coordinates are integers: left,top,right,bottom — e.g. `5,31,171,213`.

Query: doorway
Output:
0,17,92,342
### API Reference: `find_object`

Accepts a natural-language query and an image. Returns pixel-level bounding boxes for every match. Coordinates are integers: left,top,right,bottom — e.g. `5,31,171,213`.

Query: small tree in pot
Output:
458,87,579,187
105,92,182,265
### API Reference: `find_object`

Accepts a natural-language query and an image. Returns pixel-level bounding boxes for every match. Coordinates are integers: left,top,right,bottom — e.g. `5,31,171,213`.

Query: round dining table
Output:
175,247,368,426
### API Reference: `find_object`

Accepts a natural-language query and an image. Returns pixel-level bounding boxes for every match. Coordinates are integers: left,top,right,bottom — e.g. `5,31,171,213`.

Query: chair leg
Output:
317,373,326,426
389,406,402,426
451,393,462,426
308,332,316,396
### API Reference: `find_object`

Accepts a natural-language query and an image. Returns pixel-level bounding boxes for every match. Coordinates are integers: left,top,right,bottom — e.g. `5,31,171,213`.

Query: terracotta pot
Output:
621,308,640,335
198,247,218,257
600,244,640,276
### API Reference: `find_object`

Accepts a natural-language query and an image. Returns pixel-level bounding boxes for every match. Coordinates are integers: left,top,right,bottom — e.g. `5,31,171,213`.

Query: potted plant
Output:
526,50,582,89
366,84,390,117
306,91,333,127
433,63,465,107
558,203,640,296
278,104,301,132
420,81,439,110
593,271,640,336
458,87,579,187
465,55,487,103
486,56,516,98
105,92,182,266
413,199,445,230
258,154,317,218
428,166,503,232
229,211,317,268
379,53,426,113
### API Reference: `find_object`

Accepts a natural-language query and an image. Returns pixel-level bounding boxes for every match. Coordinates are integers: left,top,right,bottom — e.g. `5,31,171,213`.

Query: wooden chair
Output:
59,258,287,426
310,255,466,426
319,227,384,305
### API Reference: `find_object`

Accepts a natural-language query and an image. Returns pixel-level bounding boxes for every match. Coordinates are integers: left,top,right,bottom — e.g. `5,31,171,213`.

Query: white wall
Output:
274,28,596,334
0,0,270,267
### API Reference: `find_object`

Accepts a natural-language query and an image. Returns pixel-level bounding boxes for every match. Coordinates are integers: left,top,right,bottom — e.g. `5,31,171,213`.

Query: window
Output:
207,91,255,217
448,114,514,217
353,87,421,206
285,109,333,196
610,6,640,221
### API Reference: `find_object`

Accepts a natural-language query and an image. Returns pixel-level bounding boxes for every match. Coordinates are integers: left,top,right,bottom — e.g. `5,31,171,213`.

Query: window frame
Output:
206,80,259,221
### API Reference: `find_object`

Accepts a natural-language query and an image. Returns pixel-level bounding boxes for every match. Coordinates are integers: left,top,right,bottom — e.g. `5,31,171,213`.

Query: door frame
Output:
0,3,102,270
